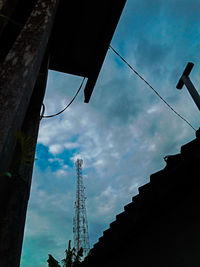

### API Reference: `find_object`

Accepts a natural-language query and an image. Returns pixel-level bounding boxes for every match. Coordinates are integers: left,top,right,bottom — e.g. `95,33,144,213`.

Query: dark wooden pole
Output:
0,0,59,174
0,57,49,267
0,0,60,266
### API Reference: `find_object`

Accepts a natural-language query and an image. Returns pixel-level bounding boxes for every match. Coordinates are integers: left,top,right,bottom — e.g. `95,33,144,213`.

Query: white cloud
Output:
49,144,64,154
128,181,139,194
93,159,104,167
55,169,68,177
64,142,79,149
146,105,160,114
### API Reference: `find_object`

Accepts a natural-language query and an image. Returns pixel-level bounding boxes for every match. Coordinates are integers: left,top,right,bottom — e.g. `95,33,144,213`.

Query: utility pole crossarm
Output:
176,62,194,89
176,62,200,111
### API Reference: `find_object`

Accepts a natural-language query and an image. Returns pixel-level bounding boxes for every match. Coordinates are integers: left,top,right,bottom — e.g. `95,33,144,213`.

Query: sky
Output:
21,0,200,266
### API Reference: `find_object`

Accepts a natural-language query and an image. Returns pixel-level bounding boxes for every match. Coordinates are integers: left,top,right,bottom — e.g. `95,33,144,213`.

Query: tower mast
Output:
73,159,90,258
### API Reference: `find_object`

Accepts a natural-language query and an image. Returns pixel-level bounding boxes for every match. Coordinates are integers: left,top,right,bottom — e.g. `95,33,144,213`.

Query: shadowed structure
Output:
0,1,126,266
80,131,200,267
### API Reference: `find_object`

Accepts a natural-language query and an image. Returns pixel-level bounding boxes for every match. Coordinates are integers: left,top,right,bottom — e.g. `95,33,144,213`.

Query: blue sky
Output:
21,0,200,266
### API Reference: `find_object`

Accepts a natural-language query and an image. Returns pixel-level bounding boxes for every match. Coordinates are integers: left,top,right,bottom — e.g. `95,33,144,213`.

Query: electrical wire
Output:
40,103,45,120
41,77,86,119
109,45,196,131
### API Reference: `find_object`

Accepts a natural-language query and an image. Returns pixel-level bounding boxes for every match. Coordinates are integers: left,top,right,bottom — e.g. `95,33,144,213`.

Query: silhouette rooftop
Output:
49,0,126,103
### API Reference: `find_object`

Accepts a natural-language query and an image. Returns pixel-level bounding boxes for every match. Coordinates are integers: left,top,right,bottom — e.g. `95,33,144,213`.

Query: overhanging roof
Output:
49,0,126,103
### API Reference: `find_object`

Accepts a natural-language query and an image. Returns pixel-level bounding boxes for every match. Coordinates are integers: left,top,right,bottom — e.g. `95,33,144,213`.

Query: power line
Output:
109,45,196,131
41,77,86,119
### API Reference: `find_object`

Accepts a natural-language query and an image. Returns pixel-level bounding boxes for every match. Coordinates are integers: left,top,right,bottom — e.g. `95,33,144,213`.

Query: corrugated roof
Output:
81,132,200,266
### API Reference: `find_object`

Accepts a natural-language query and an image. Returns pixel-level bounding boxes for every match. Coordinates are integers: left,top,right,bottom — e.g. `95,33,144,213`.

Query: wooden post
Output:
0,0,59,174
0,0,60,266
0,57,49,266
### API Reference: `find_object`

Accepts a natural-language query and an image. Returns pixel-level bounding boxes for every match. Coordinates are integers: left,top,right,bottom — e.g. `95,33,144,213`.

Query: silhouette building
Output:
80,130,200,267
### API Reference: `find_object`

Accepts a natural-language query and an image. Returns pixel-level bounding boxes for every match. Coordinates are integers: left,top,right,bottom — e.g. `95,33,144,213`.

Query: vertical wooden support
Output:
0,0,60,266
0,57,49,266
0,0,59,174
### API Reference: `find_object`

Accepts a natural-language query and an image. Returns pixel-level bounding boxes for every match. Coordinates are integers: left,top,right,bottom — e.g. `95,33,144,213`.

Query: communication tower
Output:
73,159,90,258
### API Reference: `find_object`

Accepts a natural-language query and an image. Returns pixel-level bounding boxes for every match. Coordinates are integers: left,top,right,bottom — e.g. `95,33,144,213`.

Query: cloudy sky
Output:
21,0,200,266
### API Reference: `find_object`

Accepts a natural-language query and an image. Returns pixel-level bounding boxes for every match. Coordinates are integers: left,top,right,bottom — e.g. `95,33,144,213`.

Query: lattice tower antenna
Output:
73,159,90,258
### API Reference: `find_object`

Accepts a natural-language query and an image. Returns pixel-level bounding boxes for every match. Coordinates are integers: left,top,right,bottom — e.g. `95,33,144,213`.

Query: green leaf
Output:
0,172,12,178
